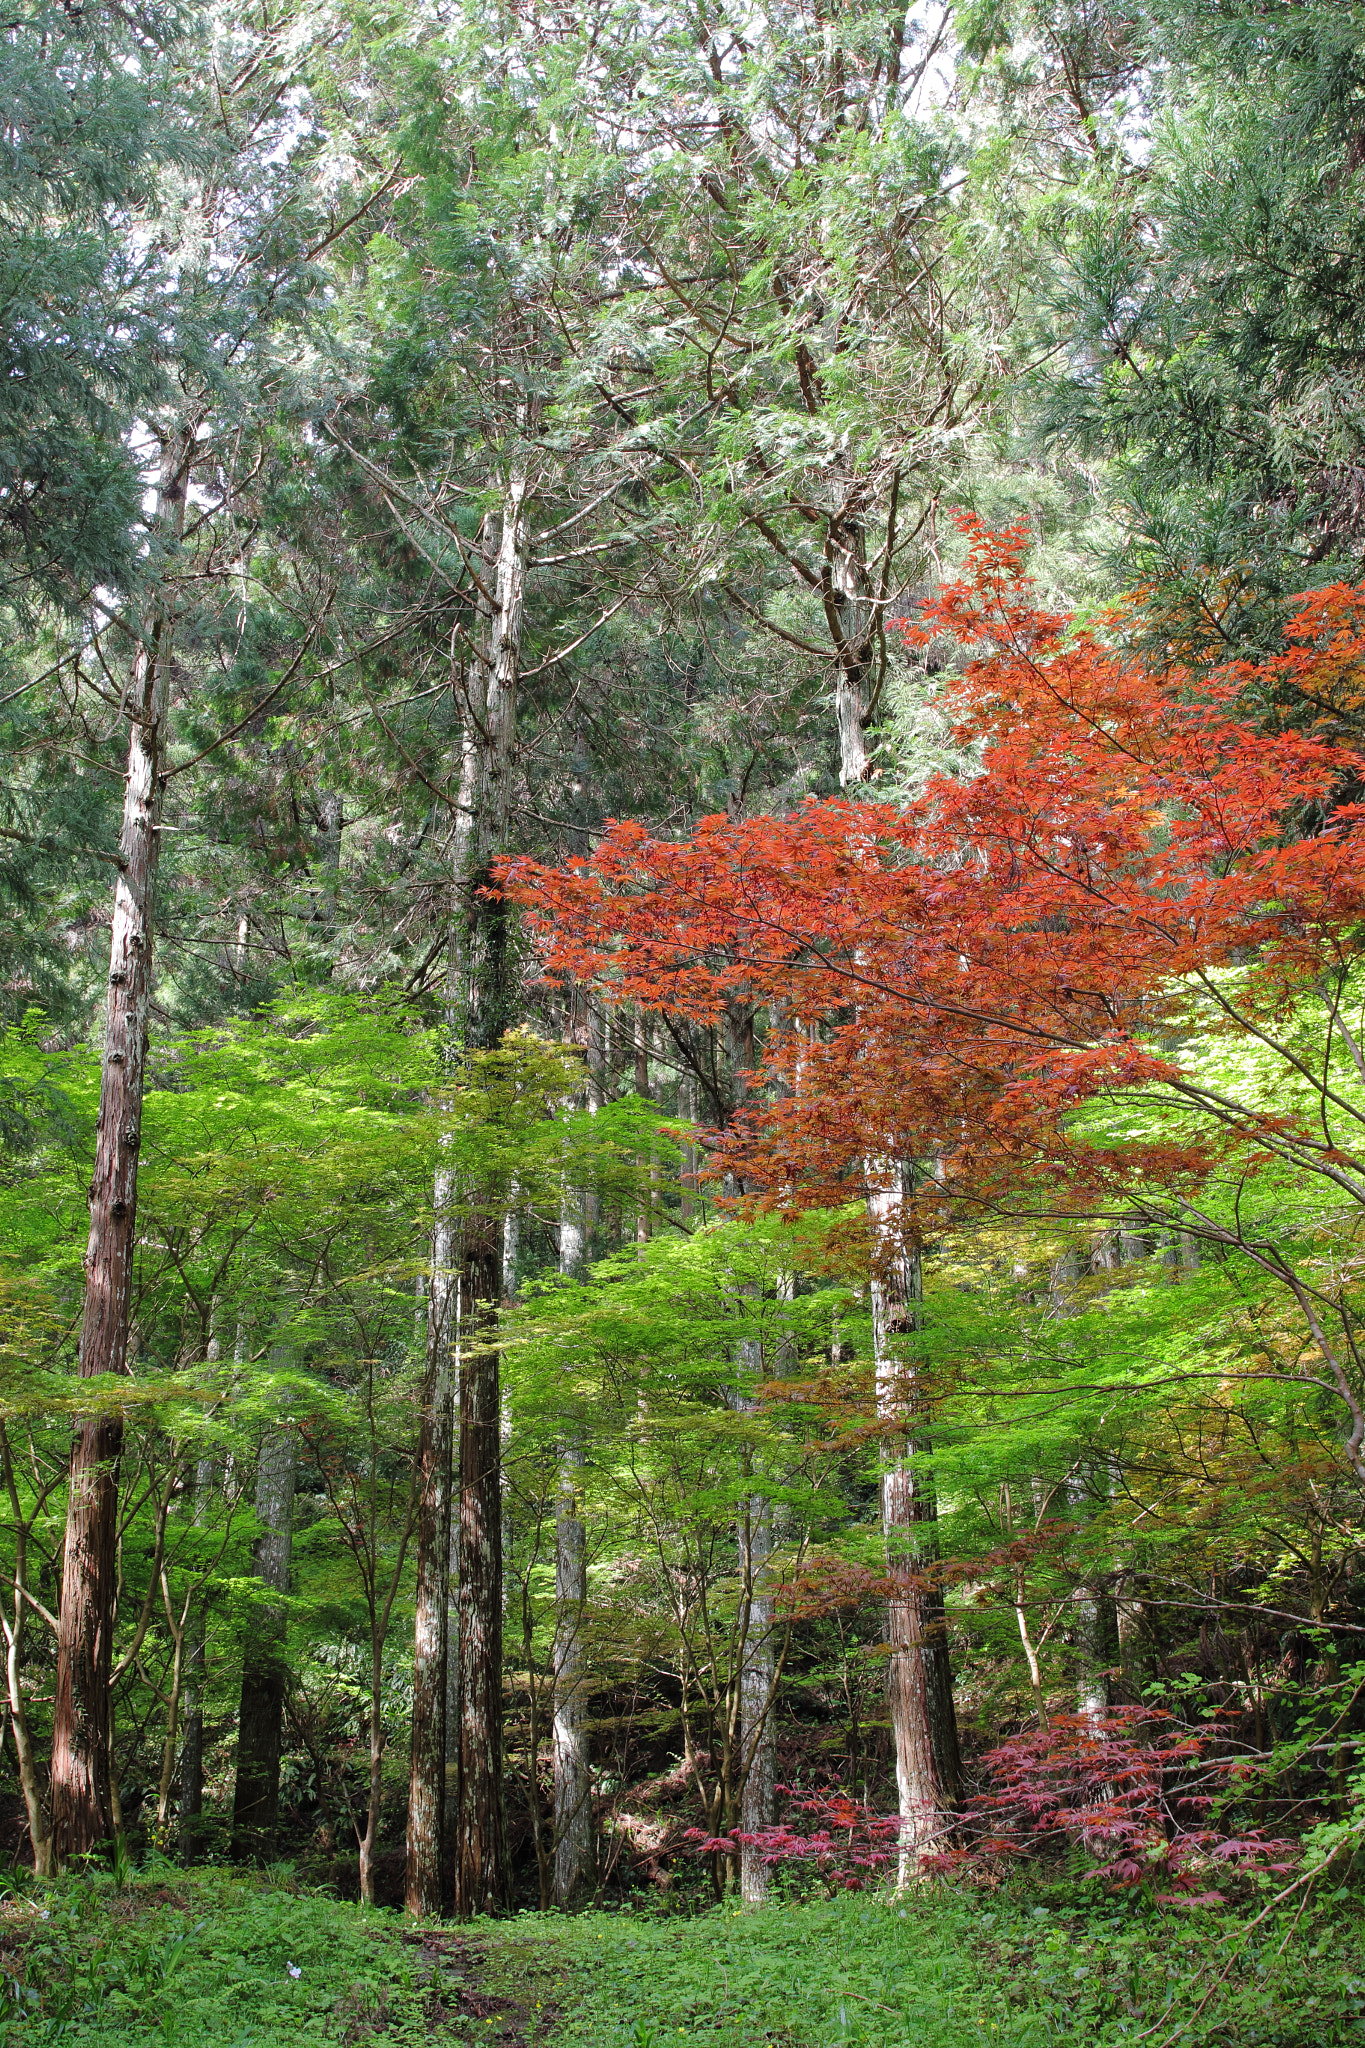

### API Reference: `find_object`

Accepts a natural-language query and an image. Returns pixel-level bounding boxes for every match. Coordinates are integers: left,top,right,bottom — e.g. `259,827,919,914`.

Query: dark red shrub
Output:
940,1707,1295,1900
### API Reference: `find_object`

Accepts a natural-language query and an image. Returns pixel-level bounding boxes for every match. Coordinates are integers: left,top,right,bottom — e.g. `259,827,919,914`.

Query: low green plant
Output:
3,1863,1363,2047
499,1882,1365,2048
0,1867,444,2045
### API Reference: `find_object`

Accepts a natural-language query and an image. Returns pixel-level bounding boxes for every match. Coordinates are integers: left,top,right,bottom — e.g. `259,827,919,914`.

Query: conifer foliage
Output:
3,0,1365,1952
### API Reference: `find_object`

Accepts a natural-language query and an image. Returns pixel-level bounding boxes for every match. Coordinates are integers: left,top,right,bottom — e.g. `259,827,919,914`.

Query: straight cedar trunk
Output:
737,1433,775,1907
447,473,526,1920
870,1177,960,1882
231,1422,295,1859
49,431,190,1865
552,1458,589,1903
553,1192,591,1906
405,652,485,1916
724,1006,777,1904
443,1405,463,1909
405,1164,456,1915
454,1227,510,1917
739,1262,797,1902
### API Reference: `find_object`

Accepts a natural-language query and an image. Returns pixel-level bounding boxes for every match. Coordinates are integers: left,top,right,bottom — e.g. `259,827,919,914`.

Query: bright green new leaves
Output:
0,997,660,1421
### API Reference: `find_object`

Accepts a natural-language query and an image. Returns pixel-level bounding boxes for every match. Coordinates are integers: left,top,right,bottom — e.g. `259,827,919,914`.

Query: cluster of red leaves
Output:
776,1551,973,1624
683,1786,901,1890
500,518,1365,1221
684,1719,1293,1900
933,1707,1296,1901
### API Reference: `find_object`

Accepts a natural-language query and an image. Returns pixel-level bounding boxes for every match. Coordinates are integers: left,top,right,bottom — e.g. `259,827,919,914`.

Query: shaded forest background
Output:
4,0,1365,1919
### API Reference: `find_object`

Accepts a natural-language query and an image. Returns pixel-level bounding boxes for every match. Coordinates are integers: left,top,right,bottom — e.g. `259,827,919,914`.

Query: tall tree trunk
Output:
440,1278,477,1919
552,1452,589,1905
359,1637,385,1905
177,1600,207,1856
231,1419,295,1860
720,1004,778,1904
479,476,526,856
831,528,959,1882
464,478,526,1044
738,1259,796,1907
553,1192,592,1907
406,1153,456,1916
1069,1469,1121,1723
407,618,489,1916
827,491,876,788
176,1449,218,1861
154,1576,191,1832
738,1440,775,1907
179,1312,239,1859
871,1176,959,1882
1,1425,53,1876
453,1226,510,1917
49,430,191,1866
3,1613,52,1878
447,472,526,1919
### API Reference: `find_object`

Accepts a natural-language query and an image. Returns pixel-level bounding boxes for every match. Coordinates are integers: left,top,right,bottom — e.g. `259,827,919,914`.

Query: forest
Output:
3,1,1365,2042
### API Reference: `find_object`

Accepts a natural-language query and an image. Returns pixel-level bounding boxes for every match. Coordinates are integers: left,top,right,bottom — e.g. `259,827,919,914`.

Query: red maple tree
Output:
503,517,1365,1478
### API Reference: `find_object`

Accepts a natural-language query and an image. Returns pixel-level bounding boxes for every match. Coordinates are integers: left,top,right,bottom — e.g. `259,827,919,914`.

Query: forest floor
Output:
0,1865,1362,2046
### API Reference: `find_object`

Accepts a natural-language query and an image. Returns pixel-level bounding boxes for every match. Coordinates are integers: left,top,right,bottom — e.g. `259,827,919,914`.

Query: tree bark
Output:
1068,1469,1121,1723
1,1425,54,1875
406,1162,456,1916
453,1227,511,1917
827,491,876,788
553,1191,592,1906
177,1597,207,1856
464,478,527,1047
447,472,526,1918
3,1617,52,1878
738,1449,775,1906
231,1420,295,1860
823,465,958,1872
871,1176,959,1882
175,1447,219,1861
359,1637,386,1905
552,1443,590,1906
443,1365,463,1909
407,610,490,1917
479,476,526,856
49,430,191,1866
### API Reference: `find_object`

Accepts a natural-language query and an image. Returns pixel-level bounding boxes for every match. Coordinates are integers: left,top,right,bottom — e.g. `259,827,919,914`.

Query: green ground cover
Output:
0,1868,528,2046
1,1869,1363,2048
525,1887,1365,2048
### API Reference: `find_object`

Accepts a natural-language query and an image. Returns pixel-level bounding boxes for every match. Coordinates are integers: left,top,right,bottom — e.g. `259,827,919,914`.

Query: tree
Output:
1019,2,1365,664
0,1,187,637
559,0,1009,790
506,1212,841,1901
506,518,1365,1709
44,0,391,1861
